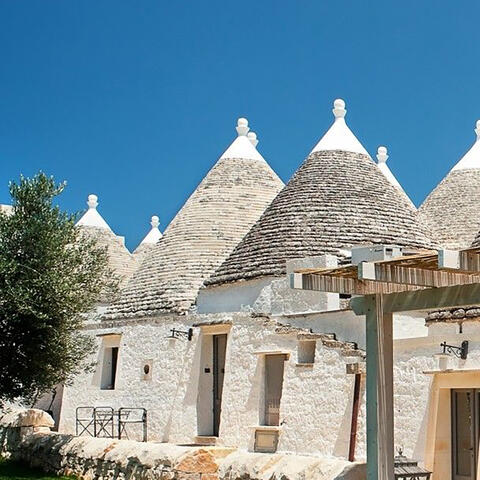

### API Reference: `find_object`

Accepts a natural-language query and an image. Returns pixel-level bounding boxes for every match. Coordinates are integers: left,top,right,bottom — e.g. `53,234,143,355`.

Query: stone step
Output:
194,436,217,446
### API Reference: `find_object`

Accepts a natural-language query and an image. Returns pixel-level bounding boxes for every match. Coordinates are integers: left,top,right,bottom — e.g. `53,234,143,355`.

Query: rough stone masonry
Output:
0,408,365,480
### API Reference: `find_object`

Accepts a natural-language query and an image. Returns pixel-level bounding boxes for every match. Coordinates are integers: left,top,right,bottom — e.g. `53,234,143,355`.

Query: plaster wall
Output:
392,330,480,480
196,277,274,313
274,309,426,351
60,313,364,459
60,306,480,472
60,316,203,444
198,256,340,316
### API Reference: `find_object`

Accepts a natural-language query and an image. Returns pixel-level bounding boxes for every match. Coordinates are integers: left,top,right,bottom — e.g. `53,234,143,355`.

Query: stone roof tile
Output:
419,121,480,250
207,100,433,286
104,119,284,318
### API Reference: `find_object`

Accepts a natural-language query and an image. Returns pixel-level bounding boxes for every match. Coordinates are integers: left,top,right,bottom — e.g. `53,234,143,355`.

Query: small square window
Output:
297,340,316,364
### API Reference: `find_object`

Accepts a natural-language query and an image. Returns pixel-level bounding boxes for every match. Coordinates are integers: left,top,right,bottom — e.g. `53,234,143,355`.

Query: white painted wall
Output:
60,312,365,458
60,304,480,467
197,256,340,316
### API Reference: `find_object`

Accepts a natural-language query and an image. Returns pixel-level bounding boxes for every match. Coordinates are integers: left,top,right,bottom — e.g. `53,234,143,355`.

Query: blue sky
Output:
0,1,478,250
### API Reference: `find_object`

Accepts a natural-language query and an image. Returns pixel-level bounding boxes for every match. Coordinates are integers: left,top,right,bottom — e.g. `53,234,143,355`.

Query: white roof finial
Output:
76,193,112,230
452,120,480,171
247,131,259,147
376,146,389,163
236,117,249,136
219,117,264,161
150,215,160,228
135,214,162,250
87,194,98,209
332,99,346,119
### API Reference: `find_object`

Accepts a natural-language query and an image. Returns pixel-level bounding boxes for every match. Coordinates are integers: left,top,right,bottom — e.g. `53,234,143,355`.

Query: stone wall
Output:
0,409,365,480
59,312,364,457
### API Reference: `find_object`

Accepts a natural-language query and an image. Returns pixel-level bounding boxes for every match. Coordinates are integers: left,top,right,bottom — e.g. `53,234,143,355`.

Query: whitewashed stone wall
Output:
60,301,480,474
392,329,480,468
60,313,365,459
1,409,365,480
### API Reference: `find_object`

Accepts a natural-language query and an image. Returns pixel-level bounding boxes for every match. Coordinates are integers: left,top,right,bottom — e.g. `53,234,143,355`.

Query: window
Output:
297,340,316,364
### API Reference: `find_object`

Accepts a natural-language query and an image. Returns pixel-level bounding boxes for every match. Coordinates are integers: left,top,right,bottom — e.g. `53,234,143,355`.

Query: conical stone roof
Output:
207,100,433,286
376,146,415,208
105,119,284,318
76,194,137,288
419,121,480,250
133,215,162,262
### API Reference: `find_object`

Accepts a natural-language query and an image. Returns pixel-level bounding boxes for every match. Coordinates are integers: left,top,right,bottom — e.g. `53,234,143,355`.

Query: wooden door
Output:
264,354,286,426
212,334,227,437
452,389,479,480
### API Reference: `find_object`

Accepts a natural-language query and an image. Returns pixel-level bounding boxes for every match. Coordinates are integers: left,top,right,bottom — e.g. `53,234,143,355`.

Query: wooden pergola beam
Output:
290,272,417,296
351,282,480,315
358,262,480,288
438,249,480,272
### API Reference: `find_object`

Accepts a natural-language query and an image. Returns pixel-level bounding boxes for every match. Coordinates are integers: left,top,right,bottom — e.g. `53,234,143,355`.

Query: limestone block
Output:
200,474,219,480
4,409,54,428
175,449,218,474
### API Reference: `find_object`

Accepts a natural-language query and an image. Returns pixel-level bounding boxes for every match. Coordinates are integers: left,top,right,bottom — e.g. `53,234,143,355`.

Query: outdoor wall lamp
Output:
440,340,469,360
167,328,193,341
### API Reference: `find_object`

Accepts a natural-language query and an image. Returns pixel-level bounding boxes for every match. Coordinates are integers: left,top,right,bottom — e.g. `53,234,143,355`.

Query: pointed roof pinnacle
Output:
219,117,264,161
452,119,480,171
376,146,389,163
332,98,346,118
76,194,112,230
87,194,98,208
236,118,249,136
376,146,402,189
310,98,369,155
150,215,160,229
138,214,162,246
247,131,259,147
376,146,415,208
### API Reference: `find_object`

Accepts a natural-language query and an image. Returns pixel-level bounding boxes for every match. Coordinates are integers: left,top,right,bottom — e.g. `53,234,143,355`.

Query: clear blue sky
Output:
0,1,478,250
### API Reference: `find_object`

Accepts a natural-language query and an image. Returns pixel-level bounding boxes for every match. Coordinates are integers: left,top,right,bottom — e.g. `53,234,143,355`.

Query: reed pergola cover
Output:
290,245,480,480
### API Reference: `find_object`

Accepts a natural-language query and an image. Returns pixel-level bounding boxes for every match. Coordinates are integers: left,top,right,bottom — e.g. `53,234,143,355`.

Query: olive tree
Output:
0,173,115,404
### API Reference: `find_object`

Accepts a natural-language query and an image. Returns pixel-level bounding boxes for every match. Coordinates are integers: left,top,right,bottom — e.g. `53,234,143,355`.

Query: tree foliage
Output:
0,173,115,404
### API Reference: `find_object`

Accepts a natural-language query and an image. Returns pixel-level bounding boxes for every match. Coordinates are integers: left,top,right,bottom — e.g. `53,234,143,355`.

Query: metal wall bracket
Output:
168,328,193,341
440,340,469,360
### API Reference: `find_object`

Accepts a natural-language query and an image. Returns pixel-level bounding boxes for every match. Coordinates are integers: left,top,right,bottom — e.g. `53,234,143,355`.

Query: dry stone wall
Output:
0,409,365,480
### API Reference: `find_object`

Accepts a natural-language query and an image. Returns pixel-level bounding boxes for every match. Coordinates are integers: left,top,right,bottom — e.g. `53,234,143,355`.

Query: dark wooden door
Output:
212,334,227,437
264,354,286,426
452,389,480,480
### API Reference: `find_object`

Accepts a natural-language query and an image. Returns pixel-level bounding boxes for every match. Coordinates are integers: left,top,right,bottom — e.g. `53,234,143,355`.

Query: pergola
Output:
290,246,480,480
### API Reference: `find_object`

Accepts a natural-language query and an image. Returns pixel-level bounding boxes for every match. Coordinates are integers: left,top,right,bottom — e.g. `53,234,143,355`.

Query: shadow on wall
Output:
162,336,200,443
412,379,432,462
333,374,365,459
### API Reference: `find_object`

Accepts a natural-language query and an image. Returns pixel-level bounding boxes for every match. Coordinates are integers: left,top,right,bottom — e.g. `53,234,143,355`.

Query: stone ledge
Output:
1,408,366,480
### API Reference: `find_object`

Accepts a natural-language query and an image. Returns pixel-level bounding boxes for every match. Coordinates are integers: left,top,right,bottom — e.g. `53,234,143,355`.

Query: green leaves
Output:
0,173,115,403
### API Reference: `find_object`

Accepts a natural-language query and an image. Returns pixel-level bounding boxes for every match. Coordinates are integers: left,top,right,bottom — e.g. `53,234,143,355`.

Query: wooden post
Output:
366,294,394,480
348,372,362,461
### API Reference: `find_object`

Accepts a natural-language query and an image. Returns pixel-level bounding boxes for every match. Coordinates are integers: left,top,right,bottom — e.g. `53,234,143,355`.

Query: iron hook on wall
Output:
167,328,193,341
440,340,469,360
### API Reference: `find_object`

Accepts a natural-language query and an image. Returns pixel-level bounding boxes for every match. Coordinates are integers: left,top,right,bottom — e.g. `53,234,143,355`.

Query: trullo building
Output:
419,120,480,249
56,103,480,480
